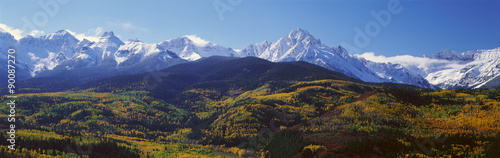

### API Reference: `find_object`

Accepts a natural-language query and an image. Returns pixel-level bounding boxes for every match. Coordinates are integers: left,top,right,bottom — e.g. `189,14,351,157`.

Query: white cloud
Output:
354,52,463,76
88,27,104,36
0,23,25,40
108,21,149,32
28,30,46,37
355,52,450,66
184,35,211,47
121,22,148,31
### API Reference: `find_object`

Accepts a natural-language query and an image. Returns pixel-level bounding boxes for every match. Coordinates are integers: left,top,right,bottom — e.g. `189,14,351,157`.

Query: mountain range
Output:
0,27,498,90
422,48,500,89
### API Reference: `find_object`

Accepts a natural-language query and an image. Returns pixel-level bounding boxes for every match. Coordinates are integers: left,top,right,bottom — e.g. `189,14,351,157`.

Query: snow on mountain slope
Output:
0,27,32,81
257,28,322,62
423,49,476,61
359,58,434,88
114,40,184,68
62,39,100,69
240,28,435,89
359,47,500,89
476,73,500,89
92,31,124,60
424,47,500,89
51,34,186,76
3,27,496,90
2,28,436,89
158,35,239,61
238,40,270,57
0,27,18,58
22,30,79,59
17,30,79,76
11,30,185,78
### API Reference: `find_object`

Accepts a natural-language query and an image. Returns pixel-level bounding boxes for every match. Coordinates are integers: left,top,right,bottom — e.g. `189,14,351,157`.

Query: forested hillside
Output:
1,57,499,158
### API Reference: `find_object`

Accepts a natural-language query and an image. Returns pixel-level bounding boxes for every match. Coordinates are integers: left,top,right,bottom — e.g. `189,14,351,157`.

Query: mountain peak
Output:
182,35,211,47
52,30,72,37
437,49,456,54
285,28,320,46
55,29,70,34
287,28,311,39
97,31,124,46
289,28,310,35
40,29,76,41
422,49,478,62
425,49,462,60
101,31,117,38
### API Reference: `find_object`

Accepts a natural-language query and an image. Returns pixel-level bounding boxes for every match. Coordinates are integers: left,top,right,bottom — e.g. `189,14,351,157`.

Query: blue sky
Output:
0,0,499,57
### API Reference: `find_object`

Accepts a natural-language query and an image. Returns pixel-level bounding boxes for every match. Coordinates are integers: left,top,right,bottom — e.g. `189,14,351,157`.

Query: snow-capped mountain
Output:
66,39,100,69
238,40,271,57
359,58,434,88
239,28,435,89
158,35,239,61
424,47,500,89
46,32,186,78
93,31,124,60
0,27,31,81
0,28,18,58
3,27,497,90
423,49,476,61
17,30,80,76
112,39,185,70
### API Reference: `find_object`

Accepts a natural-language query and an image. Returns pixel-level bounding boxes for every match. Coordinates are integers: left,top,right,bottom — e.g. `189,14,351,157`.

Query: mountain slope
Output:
75,56,361,100
158,36,240,61
477,73,500,89
240,28,435,89
0,28,31,82
2,27,498,90
423,47,500,89
18,30,79,76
